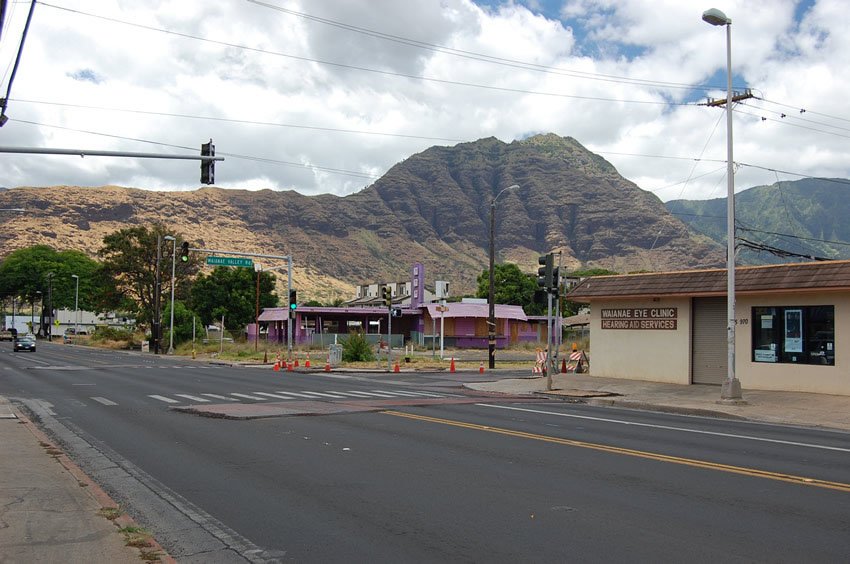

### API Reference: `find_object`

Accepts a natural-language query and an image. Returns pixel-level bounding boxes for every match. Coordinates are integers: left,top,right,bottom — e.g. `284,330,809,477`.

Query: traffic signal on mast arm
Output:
382,286,392,307
180,241,190,263
200,139,215,185
537,253,554,291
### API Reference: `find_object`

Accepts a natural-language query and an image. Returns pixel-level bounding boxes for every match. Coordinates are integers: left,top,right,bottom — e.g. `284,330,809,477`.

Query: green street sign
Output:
206,256,254,268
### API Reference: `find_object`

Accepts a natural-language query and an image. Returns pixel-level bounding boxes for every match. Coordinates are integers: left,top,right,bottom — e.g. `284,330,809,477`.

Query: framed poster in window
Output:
784,309,803,353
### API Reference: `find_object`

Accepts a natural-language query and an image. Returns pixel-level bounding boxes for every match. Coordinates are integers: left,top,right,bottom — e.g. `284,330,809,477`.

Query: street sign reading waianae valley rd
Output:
206,256,254,268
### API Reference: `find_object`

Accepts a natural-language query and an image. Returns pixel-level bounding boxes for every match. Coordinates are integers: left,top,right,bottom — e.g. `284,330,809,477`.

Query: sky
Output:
0,0,846,202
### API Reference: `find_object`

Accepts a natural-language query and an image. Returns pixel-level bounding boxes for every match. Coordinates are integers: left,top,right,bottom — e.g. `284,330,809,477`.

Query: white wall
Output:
588,297,691,384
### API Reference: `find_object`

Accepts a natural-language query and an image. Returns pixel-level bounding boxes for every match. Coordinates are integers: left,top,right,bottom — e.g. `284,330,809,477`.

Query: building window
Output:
752,306,834,365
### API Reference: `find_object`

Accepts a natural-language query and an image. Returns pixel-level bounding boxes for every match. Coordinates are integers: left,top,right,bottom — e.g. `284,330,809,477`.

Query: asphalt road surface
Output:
2,341,849,562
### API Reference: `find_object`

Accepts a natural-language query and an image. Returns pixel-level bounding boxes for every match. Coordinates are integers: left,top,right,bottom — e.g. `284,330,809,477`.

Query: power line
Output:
745,100,850,134
37,2,694,106
245,0,727,94
734,105,850,140
758,97,850,125
9,98,466,143
9,118,380,180
738,226,850,249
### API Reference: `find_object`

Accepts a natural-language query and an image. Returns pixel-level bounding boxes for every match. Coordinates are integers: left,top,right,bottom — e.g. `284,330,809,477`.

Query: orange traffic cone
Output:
450,357,456,373
324,355,331,372
294,353,299,367
393,360,400,373
286,360,293,372
273,360,280,372
561,357,567,373
305,352,311,368
479,361,485,374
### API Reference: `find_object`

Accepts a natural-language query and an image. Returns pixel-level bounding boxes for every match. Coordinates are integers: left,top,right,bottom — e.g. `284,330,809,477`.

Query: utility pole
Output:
154,234,162,354
46,272,53,341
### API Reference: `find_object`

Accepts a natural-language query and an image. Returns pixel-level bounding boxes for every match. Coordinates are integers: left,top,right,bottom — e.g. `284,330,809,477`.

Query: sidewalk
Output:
465,372,850,432
0,397,172,563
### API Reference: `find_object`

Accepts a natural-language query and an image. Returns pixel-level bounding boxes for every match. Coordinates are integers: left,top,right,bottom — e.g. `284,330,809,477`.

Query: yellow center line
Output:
382,410,850,493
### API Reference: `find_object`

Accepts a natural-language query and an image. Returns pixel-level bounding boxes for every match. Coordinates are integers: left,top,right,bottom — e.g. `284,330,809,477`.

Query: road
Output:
2,341,849,562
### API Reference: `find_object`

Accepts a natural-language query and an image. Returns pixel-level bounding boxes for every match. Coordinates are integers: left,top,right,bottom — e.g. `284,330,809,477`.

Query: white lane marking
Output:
254,392,296,400
299,391,347,399
275,391,325,398
90,396,117,406
282,391,330,398
230,393,266,401
174,394,211,403
475,404,850,453
201,393,239,402
322,374,352,379
340,390,398,398
149,395,180,404
373,389,443,397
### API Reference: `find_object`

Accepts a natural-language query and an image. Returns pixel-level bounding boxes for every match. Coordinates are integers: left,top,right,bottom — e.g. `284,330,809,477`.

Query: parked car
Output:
13,335,36,352
0,328,17,341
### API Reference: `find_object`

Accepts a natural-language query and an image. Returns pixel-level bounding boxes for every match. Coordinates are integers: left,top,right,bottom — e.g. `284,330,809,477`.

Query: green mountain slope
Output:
666,178,850,263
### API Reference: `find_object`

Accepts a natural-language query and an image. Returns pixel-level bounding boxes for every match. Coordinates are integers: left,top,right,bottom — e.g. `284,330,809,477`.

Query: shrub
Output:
340,331,375,362
90,326,134,342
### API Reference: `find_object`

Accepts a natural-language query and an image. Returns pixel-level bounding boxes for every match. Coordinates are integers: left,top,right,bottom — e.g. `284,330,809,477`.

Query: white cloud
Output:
0,0,847,201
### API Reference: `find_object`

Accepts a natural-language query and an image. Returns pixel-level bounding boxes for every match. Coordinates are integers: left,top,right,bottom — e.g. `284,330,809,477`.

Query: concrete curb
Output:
13,407,176,564
583,397,751,421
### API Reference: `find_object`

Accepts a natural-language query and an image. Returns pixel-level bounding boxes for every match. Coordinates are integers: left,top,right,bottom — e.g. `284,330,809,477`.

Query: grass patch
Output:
98,507,121,520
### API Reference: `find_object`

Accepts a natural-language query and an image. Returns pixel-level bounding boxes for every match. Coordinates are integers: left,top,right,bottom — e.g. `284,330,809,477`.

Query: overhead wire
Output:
8,98,467,143
36,2,693,106
245,0,725,94
10,118,380,180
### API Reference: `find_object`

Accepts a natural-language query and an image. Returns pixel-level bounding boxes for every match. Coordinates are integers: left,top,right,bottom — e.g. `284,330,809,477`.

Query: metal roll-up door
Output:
692,297,726,384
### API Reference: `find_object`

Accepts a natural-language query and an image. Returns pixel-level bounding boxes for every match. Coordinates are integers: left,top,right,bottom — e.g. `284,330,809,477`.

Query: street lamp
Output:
163,235,177,354
703,7,743,401
46,272,53,340
71,274,79,343
488,183,519,369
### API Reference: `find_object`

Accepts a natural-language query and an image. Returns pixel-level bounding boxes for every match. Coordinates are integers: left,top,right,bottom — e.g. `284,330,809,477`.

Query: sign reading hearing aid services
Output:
600,308,678,330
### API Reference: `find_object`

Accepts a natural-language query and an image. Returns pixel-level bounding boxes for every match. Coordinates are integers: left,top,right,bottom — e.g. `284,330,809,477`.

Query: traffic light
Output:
180,241,190,263
537,253,554,291
289,289,297,318
391,307,402,318
382,287,392,307
200,139,215,185
551,266,560,294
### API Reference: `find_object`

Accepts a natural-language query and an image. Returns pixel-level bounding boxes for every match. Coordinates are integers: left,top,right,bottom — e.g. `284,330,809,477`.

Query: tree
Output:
474,262,541,314
162,300,197,346
0,245,106,334
189,266,278,328
98,225,201,326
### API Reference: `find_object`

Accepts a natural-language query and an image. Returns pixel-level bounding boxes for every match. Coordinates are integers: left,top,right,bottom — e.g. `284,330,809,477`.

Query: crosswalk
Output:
143,389,453,405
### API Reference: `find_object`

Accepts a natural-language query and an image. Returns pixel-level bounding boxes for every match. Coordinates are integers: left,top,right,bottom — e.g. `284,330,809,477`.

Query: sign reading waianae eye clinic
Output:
600,308,678,330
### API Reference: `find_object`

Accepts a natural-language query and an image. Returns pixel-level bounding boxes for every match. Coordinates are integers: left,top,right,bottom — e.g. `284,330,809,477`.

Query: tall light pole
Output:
164,235,177,354
46,272,53,341
703,8,743,401
71,274,79,342
488,183,519,369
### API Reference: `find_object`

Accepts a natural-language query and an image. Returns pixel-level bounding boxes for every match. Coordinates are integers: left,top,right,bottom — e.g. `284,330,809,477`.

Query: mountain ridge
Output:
0,134,724,300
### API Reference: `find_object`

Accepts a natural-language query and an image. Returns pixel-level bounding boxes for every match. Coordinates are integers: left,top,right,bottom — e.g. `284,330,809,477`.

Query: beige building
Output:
567,261,847,396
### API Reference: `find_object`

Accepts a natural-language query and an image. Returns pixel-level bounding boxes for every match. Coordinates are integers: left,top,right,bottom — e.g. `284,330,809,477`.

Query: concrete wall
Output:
588,297,692,384
737,292,849,395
